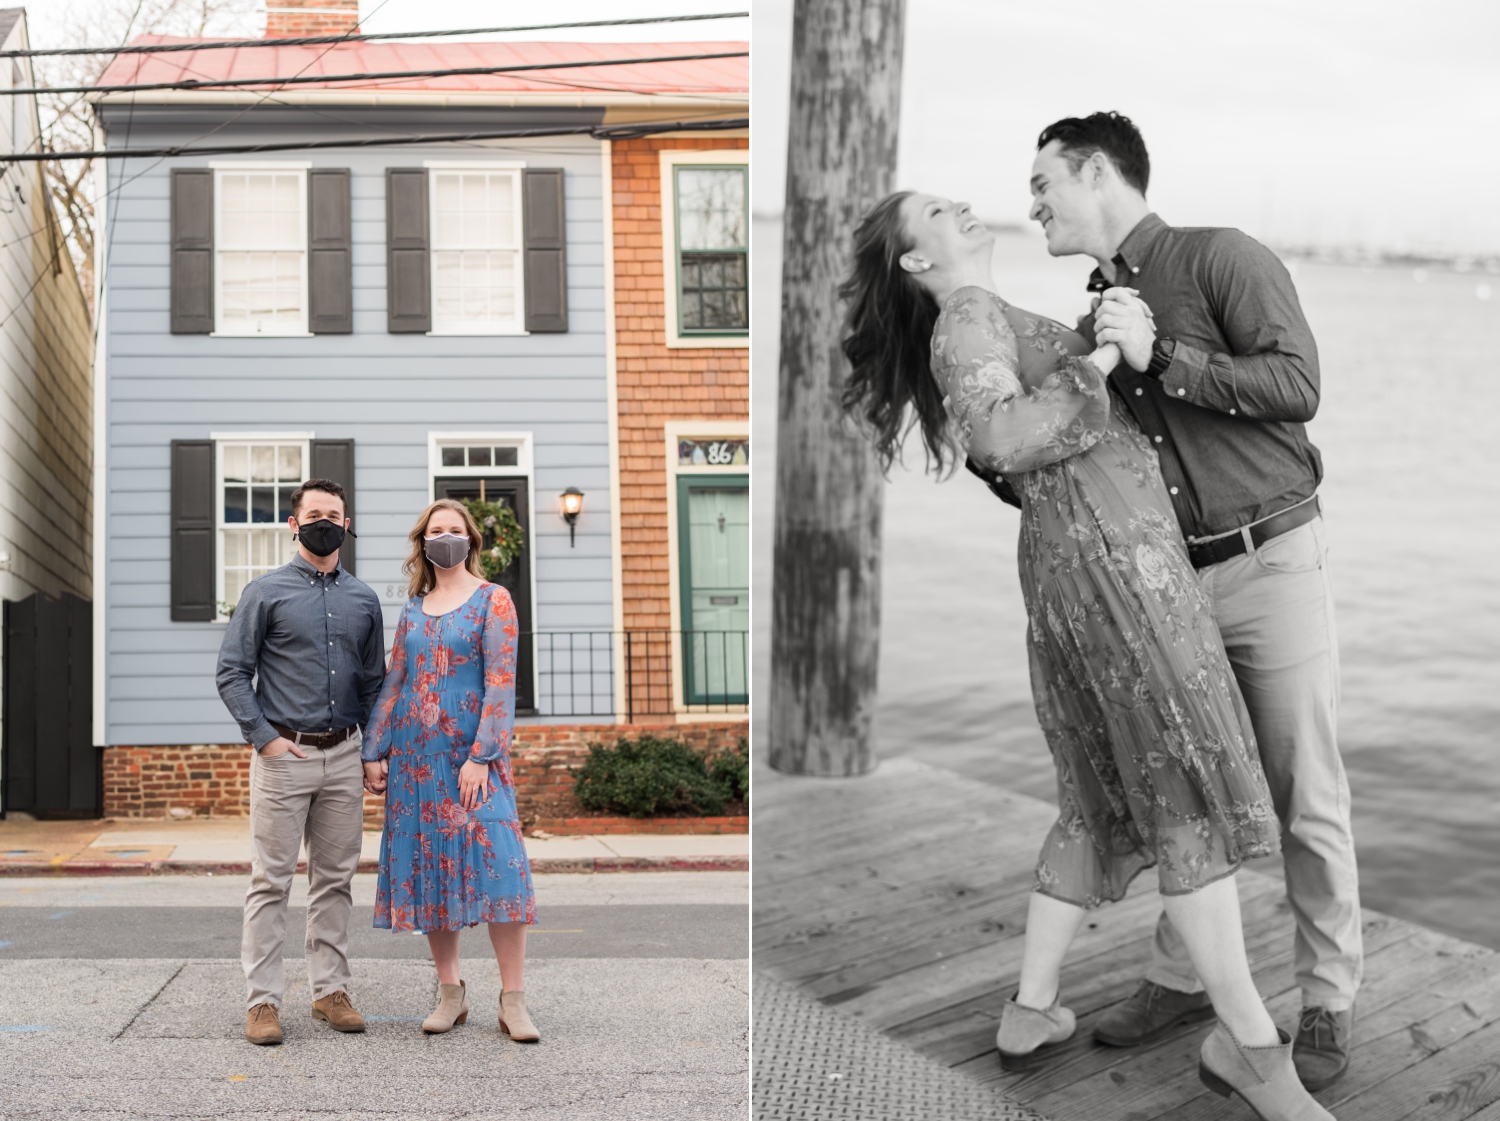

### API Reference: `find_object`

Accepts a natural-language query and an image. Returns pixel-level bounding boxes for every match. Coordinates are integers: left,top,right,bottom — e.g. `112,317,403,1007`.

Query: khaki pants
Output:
242,728,365,1010
1147,517,1363,1011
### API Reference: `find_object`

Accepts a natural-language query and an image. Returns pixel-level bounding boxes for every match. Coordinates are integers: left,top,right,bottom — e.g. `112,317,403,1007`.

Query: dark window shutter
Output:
170,170,213,334
170,440,216,621
308,168,352,334
385,168,429,333
522,168,567,333
310,439,356,575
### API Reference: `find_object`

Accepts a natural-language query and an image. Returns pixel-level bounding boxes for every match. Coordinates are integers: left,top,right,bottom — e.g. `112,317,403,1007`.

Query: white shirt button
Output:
1177,388,1186,396
1135,388,1143,396
331,670,336,675
1131,266,1140,274
1229,408,1237,416
1169,487,1179,495
1154,436,1163,443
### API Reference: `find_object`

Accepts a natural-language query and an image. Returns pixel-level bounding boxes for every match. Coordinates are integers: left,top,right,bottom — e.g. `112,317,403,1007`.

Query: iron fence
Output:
525,631,749,721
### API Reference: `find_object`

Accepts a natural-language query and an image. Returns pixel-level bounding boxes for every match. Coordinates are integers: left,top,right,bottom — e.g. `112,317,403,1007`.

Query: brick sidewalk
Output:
0,816,748,876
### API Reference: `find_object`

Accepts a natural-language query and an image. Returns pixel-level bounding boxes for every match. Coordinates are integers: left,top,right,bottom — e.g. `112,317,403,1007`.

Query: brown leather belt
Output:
1186,497,1321,570
271,723,357,749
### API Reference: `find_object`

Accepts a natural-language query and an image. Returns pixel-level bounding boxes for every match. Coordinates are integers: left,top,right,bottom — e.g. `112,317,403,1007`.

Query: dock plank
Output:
753,756,1500,1120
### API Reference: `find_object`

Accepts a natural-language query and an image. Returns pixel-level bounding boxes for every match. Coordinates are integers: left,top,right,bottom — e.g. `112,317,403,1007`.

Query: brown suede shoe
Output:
311,990,366,1033
1094,980,1215,1047
245,1002,283,1046
1293,1006,1353,1091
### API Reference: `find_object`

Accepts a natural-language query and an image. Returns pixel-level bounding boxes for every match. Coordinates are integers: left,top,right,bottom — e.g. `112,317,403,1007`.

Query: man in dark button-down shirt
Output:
216,477,385,1045
1017,112,1361,1089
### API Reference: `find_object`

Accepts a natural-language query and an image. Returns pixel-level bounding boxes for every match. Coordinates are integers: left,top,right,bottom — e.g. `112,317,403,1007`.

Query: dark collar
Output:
1086,212,1169,292
289,553,341,581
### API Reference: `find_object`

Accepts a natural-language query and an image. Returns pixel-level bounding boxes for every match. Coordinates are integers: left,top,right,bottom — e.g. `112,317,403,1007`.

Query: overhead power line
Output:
8,115,748,162
9,49,748,98
0,12,750,59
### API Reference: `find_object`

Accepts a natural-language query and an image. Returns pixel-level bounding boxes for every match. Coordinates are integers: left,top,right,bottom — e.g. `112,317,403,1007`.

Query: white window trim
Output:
424,431,539,705
211,431,315,624
426,165,529,337
211,164,311,337
658,149,750,351
662,420,749,718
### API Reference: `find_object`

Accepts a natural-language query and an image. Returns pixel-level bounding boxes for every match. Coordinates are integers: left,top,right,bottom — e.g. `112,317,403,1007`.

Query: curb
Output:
0,855,748,877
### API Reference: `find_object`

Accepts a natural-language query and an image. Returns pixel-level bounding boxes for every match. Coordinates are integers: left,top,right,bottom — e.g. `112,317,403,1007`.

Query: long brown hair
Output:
403,498,485,597
839,190,948,471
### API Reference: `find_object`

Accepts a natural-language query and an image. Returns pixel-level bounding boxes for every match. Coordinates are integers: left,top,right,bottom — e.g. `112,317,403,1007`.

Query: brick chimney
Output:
264,0,360,38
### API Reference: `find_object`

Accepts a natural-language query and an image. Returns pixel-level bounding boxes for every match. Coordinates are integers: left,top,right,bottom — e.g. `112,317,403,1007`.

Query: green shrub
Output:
708,738,748,806
570,735,746,818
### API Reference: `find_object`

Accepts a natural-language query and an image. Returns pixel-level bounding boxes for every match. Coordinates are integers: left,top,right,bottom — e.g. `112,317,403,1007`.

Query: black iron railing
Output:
524,631,748,721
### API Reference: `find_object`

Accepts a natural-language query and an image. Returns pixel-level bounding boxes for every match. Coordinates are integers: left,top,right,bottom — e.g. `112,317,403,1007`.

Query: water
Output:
752,218,1500,948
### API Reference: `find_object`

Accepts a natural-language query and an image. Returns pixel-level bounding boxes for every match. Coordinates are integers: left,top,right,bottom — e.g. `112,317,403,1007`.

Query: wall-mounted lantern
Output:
559,488,584,547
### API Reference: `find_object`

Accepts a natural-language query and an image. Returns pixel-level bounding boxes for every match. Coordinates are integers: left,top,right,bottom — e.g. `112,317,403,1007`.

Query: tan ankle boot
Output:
1200,1024,1336,1120
996,995,1076,1068
499,990,540,1042
245,1002,282,1045
423,981,469,1034
311,990,366,1033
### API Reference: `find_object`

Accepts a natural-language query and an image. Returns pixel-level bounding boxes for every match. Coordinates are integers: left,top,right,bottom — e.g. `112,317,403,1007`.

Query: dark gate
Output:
432,476,535,714
2,592,96,818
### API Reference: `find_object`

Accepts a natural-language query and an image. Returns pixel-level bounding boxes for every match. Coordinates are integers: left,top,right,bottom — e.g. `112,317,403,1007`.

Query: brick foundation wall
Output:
103,722,747,828
610,136,750,634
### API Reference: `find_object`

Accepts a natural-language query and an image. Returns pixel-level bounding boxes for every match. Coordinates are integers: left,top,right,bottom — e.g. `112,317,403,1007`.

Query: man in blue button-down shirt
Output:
216,478,385,1045
1017,112,1361,1091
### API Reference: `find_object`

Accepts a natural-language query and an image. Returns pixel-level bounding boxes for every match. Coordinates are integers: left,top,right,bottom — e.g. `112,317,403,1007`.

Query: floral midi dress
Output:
362,583,536,932
933,286,1280,907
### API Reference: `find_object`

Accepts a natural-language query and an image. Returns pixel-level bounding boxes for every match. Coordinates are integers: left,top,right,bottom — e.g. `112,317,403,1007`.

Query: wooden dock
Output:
754,756,1500,1120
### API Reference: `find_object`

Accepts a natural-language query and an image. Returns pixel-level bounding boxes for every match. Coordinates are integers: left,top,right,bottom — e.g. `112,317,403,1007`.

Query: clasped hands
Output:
362,756,492,809
1092,286,1156,372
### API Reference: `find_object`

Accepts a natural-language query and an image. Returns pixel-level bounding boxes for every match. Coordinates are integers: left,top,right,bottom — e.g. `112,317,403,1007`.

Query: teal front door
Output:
677,475,748,704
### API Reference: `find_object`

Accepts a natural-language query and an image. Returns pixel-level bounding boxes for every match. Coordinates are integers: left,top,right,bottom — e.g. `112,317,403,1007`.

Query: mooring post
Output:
769,0,906,777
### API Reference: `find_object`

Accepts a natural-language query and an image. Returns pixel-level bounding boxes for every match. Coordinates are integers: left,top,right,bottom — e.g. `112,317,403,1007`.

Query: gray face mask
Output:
423,533,470,570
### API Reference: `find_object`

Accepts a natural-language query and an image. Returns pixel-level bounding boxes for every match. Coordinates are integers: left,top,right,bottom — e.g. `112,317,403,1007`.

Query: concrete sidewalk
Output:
0,817,748,876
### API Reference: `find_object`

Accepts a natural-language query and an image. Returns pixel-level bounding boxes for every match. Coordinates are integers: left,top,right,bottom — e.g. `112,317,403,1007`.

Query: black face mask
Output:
294,518,347,558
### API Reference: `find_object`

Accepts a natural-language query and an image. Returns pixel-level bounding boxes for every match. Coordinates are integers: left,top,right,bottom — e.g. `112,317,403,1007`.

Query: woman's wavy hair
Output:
403,498,485,597
839,190,949,472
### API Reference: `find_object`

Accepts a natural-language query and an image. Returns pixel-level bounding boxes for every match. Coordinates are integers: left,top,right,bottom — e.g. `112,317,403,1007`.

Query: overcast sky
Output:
753,0,1500,255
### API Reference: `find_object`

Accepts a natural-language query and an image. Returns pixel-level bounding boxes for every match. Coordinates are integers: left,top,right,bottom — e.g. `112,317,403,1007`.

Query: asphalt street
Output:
0,872,749,1121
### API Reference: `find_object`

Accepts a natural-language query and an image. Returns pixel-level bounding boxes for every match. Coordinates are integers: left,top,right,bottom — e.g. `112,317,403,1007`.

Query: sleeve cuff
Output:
1157,341,1210,402
249,724,278,751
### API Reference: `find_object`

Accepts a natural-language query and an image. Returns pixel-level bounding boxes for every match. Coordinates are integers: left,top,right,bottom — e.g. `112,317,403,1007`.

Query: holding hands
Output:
1094,287,1156,372
362,758,388,795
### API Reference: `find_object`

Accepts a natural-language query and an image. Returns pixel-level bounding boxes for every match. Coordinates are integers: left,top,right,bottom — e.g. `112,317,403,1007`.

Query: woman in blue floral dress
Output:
362,498,539,1041
840,191,1335,1121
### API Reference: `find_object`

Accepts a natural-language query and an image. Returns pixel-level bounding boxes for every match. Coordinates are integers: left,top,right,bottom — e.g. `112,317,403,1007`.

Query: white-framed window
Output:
427,161,527,335
213,163,310,336
213,431,312,620
659,149,749,349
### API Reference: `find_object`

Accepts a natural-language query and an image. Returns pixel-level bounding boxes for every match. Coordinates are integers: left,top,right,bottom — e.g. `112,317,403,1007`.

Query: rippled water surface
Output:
752,219,1500,948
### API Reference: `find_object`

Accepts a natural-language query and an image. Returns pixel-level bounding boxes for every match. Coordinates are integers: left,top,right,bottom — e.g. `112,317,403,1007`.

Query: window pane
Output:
250,446,274,482
467,446,492,466
494,446,518,467
677,167,746,252
224,529,248,566
441,446,465,467
277,485,296,520
432,248,519,329
223,445,248,483
251,486,276,523
224,486,248,523
276,445,301,481
680,251,748,331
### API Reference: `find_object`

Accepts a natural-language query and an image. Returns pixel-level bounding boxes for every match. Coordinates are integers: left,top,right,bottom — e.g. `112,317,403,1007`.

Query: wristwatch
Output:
1145,336,1176,380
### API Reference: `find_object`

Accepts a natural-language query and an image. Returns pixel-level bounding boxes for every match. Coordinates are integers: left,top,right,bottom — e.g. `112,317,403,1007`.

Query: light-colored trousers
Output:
1146,517,1363,1011
243,728,365,1010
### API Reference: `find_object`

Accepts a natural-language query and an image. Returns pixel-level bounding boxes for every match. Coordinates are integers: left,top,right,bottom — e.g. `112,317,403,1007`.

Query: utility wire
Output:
0,12,749,58
10,49,748,97
1,116,748,162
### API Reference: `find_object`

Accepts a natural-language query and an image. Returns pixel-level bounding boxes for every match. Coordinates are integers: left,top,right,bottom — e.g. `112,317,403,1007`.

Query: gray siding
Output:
100,108,613,746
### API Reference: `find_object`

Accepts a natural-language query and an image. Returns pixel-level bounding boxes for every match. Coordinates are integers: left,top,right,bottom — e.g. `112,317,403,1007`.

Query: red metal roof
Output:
97,38,748,96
